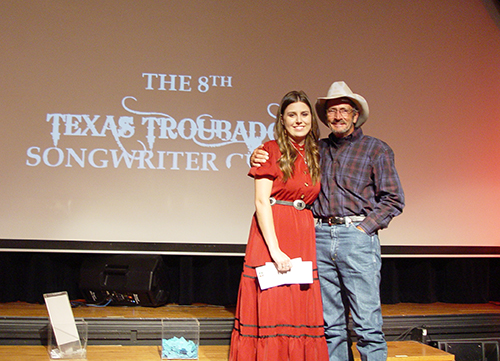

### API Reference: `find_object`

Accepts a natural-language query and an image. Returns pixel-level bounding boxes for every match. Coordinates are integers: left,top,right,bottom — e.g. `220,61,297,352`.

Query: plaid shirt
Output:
312,127,405,235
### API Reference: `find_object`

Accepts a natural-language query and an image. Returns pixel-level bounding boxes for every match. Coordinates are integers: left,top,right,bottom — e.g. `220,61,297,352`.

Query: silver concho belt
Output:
269,197,312,211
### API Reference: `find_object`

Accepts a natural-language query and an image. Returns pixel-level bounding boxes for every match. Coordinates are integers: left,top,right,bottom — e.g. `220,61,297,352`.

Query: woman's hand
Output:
270,248,292,273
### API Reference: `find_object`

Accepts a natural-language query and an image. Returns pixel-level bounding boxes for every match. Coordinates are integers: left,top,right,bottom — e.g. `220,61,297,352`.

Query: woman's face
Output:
282,101,312,145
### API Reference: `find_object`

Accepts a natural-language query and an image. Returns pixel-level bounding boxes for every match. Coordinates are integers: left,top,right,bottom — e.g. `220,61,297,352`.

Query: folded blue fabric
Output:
162,336,198,359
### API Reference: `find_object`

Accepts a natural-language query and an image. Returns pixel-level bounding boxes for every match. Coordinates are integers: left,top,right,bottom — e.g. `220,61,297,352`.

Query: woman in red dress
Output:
229,90,328,361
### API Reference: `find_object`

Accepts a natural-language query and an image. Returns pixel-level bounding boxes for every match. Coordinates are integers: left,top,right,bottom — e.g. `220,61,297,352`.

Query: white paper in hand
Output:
256,258,313,290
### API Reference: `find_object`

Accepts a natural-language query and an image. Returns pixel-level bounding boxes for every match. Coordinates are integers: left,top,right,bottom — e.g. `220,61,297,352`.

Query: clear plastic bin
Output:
161,318,200,360
48,318,88,360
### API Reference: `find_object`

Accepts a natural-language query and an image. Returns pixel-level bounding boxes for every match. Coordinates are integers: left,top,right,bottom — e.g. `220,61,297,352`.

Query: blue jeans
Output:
315,221,387,361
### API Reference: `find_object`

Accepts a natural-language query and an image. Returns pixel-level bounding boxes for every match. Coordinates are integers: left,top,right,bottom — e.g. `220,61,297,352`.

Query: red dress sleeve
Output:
248,141,280,180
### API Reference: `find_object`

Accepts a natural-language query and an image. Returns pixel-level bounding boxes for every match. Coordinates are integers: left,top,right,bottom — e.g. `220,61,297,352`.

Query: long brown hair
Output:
274,90,320,184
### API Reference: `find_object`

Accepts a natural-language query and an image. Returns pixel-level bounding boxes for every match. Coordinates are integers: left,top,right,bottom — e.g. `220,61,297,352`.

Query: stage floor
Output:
2,302,500,360
0,342,456,361
2,301,500,318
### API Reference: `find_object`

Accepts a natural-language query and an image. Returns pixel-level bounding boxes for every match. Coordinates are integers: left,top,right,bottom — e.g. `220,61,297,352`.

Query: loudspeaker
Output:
438,341,499,361
79,255,169,307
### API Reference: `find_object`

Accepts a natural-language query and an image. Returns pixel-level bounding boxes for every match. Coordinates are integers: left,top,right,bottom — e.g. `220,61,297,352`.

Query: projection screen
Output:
1,0,500,256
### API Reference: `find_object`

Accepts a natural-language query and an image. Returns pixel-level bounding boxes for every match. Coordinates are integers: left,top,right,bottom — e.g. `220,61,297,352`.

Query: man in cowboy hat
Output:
251,81,405,361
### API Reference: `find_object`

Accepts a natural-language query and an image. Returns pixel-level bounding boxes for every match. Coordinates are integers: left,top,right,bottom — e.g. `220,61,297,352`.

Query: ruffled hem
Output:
229,332,329,361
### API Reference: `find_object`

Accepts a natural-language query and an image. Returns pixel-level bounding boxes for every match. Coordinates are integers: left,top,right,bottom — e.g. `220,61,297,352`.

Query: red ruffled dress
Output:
229,140,328,361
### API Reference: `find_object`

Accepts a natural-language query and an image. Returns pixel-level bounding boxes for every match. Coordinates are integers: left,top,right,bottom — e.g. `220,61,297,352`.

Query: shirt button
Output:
300,194,305,199
304,183,309,187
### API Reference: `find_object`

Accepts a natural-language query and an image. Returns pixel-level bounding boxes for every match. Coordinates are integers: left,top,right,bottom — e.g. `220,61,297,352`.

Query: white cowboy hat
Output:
315,81,369,128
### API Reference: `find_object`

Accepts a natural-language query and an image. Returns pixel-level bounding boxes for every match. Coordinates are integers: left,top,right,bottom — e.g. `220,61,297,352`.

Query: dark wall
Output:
1,252,500,306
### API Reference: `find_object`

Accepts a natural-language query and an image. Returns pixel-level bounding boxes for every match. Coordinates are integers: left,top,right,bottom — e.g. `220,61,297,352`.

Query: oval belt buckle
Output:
293,200,306,210
269,197,277,206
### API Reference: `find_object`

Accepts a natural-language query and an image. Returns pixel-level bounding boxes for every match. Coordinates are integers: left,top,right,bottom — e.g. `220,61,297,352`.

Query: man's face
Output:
325,99,359,138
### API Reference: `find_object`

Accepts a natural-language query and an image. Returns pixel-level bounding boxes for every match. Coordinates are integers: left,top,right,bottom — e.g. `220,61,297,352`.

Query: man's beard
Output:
329,121,353,137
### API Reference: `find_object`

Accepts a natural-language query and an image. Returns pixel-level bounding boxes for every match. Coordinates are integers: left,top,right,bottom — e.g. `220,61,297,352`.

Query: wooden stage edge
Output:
0,342,455,361
3,302,500,360
2,301,500,318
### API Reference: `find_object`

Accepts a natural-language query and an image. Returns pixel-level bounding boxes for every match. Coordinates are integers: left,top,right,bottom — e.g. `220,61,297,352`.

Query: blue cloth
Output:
316,221,387,361
162,336,198,359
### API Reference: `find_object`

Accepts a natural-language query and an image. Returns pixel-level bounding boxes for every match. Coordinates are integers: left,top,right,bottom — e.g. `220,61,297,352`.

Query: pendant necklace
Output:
291,141,307,166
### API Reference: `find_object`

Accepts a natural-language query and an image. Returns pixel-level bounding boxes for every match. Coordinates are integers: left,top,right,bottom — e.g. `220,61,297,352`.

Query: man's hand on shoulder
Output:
250,144,269,167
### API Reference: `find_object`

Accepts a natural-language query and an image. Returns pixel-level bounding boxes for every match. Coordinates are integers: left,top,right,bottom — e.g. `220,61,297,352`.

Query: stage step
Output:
354,341,454,360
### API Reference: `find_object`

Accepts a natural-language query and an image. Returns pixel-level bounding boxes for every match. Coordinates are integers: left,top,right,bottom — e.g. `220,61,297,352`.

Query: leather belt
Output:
317,216,366,225
269,197,312,211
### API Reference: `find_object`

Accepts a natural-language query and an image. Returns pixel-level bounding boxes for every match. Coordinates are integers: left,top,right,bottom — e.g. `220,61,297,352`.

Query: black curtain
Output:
380,258,493,304
1,252,499,306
